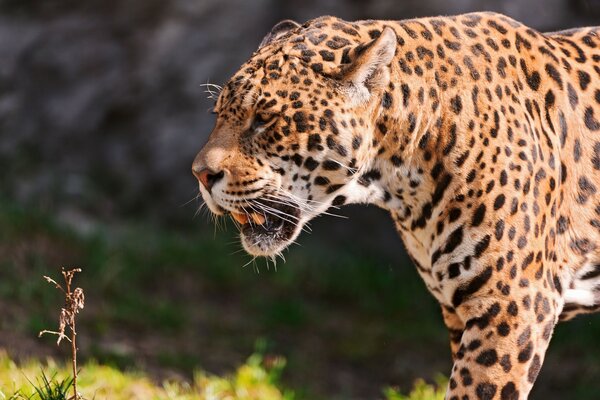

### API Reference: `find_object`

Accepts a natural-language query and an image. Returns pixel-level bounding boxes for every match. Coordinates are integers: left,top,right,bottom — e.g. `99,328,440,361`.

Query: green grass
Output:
23,372,73,400
0,351,446,400
384,376,446,400
0,350,293,400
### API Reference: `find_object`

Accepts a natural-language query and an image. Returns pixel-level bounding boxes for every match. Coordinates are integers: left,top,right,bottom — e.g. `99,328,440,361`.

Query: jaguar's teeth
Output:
231,212,249,225
250,212,266,225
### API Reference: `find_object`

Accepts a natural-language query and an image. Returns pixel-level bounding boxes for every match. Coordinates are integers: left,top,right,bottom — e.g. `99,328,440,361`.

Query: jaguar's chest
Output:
397,215,496,309
398,227,456,306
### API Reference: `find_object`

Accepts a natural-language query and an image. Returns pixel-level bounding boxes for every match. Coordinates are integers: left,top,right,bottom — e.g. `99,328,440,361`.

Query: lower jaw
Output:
240,234,289,257
239,227,300,256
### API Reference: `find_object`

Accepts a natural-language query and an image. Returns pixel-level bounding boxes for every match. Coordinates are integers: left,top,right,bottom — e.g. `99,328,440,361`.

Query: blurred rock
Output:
0,0,597,228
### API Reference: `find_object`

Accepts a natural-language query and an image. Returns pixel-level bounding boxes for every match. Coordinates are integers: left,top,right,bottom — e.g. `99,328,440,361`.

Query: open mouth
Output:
228,198,302,256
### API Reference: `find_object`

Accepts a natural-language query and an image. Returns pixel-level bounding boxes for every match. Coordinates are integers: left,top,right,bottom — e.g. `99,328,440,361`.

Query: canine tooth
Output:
231,212,249,225
250,212,266,225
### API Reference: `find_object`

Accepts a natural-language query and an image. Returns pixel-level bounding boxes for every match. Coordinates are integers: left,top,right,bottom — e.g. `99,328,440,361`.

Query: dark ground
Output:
2,199,600,399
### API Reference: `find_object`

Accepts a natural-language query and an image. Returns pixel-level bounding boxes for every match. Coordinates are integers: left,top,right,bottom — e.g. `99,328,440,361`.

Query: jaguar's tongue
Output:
231,212,266,225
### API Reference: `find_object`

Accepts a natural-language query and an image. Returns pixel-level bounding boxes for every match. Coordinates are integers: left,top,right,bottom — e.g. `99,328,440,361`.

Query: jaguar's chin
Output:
231,198,303,257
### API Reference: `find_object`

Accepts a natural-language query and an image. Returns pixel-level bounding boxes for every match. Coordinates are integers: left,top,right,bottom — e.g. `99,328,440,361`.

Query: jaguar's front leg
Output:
445,295,558,400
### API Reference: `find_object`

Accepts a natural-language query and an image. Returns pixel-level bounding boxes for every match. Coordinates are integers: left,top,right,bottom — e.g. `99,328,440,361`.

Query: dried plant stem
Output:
37,330,71,343
39,267,85,400
64,270,78,400
70,312,78,399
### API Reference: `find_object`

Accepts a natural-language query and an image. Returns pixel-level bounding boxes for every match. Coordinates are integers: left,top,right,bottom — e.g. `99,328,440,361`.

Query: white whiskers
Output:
263,184,347,220
200,81,223,101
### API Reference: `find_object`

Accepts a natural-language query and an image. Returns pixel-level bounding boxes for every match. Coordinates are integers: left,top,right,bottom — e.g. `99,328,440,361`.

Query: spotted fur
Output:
193,12,600,399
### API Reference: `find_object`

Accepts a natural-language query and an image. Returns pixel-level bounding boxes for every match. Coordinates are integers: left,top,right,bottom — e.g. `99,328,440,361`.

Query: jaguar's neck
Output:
357,56,474,263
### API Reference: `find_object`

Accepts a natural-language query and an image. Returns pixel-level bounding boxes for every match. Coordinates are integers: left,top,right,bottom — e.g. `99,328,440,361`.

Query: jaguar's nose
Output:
192,167,224,193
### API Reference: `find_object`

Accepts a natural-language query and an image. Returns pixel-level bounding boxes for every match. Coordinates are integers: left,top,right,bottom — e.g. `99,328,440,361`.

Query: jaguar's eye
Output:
252,114,272,130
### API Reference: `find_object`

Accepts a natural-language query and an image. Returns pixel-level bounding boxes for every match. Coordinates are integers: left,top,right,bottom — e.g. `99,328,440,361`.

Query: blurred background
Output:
2,0,600,399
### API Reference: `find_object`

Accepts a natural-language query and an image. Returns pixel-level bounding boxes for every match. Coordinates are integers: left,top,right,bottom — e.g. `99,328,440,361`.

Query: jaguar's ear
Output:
341,26,397,105
259,20,301,49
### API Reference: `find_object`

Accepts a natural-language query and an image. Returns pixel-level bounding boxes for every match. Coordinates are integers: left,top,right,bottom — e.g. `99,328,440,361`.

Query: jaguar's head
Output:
192,17,397,256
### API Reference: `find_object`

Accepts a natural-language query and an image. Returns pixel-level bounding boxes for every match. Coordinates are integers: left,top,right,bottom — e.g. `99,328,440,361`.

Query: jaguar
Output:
192,12,600,399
